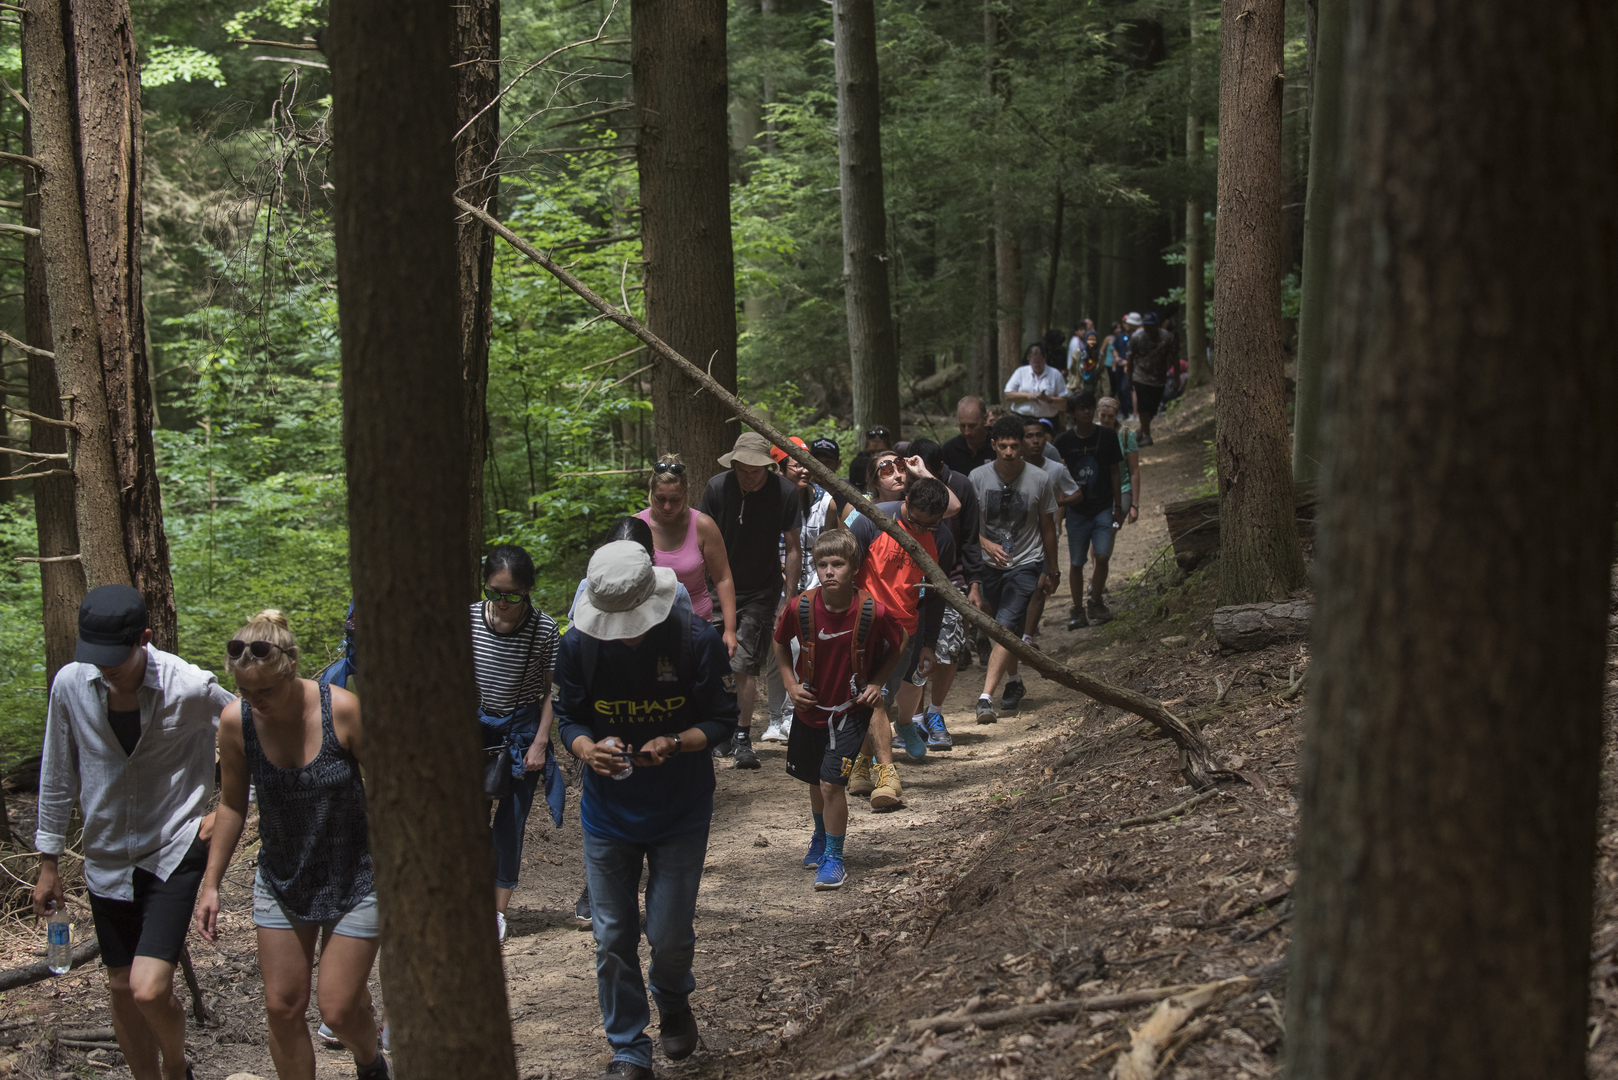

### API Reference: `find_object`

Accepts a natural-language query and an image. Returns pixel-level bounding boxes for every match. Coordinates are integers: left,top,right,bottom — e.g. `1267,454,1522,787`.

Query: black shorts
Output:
785,712,872,786
1134,382,1165,419
87,835,209,969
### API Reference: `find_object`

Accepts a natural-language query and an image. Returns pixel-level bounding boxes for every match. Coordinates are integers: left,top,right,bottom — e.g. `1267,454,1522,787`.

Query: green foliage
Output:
0,506,49,765
143,44,226,87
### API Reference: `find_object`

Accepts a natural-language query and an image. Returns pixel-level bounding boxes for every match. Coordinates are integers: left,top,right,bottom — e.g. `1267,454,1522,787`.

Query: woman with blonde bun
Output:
637,453,737,657
196,611,387,1080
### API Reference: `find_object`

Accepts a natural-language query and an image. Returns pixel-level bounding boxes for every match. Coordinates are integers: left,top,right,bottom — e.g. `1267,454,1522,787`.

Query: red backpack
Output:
794,587,878,693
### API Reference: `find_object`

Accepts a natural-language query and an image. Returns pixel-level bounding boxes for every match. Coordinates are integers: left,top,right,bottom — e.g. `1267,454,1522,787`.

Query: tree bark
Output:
633,0,736,492
454,0,498,562
23,0,133,598
1183,0,1208,389
328,2,517,1076
70,0,173,649
22,43,85,687
1289,0,1341,483
1211,0,1305,606
834,0,901,439
994,221,1022,386
1285,0,1618,1076
1040,181,1063,334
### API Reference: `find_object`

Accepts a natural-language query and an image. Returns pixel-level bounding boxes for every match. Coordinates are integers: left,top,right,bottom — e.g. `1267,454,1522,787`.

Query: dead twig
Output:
0,937,99,991
1113,977,1250,1080
906,985,1193,1036
1115,789,1223,829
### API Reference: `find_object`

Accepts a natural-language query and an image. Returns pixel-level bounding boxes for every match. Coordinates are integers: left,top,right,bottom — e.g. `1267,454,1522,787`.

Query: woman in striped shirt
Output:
471,544,559,941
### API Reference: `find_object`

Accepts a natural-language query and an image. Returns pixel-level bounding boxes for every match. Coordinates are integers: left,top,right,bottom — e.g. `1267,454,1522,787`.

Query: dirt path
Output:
4,392,1218,1080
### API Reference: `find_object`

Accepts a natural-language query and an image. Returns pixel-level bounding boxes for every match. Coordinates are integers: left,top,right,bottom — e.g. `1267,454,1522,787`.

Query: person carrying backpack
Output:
772,531,905,891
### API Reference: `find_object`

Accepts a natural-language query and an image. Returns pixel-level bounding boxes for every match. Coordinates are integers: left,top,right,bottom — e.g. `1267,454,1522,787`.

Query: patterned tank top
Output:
241,683,373,922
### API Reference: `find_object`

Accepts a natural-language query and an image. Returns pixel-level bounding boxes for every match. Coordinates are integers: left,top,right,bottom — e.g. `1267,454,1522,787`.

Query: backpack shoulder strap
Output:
852,590,876,682
796,588,819,687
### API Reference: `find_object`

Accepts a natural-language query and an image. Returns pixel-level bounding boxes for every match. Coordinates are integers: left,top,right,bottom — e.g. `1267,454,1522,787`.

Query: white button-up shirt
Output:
36,646,233,899
1004,364,1069,418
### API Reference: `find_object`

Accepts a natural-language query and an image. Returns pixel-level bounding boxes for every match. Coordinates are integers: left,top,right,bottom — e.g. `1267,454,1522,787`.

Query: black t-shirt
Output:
1053,424,1124,516
698,471,804,603
941,434,994,478
108,707,141,757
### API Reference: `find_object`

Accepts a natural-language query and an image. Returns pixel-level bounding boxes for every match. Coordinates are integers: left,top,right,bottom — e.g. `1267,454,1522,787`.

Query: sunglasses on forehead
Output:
653,461,686,476
866,426,891,439
226,639,295,661
876,459,904,476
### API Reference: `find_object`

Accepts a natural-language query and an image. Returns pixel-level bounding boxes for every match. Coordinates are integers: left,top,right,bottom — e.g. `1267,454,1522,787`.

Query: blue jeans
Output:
1066,506,1116,565
492,770,542,890
583,824,710,1067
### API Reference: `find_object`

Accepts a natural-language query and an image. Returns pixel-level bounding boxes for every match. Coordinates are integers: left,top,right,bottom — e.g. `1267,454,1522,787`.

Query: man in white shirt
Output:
1003,343,1068,421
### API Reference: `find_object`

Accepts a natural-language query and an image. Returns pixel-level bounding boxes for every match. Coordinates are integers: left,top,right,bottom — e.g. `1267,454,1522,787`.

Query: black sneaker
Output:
733,734,761,770
711,734,736,759
975,634,992,668
1088,598,1115,624
602,1061,653,1079
659,1008,700,1060
1000,677,1026,715
574,885,592,928
1067,605,1088,630
975,695,998,724
357,1050,391,1080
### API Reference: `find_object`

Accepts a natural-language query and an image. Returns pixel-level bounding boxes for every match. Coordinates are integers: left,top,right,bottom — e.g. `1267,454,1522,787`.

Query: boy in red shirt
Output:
773,531,904,890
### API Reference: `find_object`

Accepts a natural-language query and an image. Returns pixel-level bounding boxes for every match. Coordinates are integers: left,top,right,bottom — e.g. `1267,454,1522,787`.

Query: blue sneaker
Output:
923,710,953,750
814,856,847,890
804,833,826,869
897,720,929,760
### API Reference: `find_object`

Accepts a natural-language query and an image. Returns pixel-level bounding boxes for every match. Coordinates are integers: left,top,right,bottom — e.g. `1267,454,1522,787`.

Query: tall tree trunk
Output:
994,222,1021,385
833,0,900,438
1040,181,1063,334
329,1,518,1076
24,0,132,598
70,0,174,649
1285,0,1618,1075
22,45,85,687
1211,0,1305,606
633,0,736,492
971,230,994,403
454,0,498,564
1183,0,1209,388
1289,0,1341,482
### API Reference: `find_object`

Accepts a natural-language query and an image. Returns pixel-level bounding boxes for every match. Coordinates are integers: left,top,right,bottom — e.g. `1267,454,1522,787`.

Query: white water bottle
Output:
46,903,70,974
604,737,633,781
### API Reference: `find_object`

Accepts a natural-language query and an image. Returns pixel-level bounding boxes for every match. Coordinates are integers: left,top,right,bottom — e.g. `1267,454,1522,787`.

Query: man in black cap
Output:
34,584,234,1080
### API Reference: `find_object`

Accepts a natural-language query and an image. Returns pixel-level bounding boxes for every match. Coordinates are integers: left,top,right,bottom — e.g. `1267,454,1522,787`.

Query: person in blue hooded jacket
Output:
556,540,738,1080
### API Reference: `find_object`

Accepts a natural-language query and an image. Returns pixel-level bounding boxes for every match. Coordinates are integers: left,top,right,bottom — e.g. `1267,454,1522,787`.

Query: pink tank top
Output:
636,508,712,620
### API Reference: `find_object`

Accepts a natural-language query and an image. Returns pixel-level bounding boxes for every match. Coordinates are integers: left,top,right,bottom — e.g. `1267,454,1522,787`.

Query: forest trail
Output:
0,394,1216,1080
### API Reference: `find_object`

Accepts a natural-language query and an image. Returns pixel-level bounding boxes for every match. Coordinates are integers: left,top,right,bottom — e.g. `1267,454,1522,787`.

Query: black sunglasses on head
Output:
226,639,295,660
866,426,891,439
653,461,686,476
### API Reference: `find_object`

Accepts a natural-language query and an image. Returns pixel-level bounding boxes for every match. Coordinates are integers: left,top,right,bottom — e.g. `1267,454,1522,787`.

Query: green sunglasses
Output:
483,587,529,605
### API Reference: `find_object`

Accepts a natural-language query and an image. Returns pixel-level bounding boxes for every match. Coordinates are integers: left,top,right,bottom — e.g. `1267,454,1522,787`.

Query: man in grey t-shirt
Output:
968,415,1060,721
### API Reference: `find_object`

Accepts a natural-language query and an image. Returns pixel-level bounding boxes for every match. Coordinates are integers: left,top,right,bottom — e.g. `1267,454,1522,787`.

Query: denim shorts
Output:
253,869,379,939
979,565,1042,634
1066,507,1115,565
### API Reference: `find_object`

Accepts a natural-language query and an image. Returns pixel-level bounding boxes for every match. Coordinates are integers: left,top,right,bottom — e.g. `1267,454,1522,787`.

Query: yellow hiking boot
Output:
870,762,903,810
847,754,875,797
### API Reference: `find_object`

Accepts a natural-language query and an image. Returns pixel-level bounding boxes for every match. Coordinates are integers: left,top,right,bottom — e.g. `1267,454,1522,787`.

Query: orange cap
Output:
770,435,808,464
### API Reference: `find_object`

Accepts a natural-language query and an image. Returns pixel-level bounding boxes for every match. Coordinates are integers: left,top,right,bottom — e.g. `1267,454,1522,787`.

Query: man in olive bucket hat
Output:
697,431,803,767
556,541,739,1079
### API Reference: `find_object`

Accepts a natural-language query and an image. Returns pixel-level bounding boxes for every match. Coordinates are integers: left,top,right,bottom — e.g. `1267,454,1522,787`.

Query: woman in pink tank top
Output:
638,454,738,656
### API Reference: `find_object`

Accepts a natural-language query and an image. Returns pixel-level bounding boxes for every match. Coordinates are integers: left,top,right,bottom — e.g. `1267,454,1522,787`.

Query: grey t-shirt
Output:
968,461,1057,572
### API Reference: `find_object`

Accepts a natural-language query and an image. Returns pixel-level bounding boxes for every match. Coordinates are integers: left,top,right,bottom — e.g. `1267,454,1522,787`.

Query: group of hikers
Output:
28,330,1156,1080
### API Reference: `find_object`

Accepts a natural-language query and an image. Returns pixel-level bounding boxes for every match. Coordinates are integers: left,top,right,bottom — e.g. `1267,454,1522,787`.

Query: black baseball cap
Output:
809,438,841,462
76,584,148,667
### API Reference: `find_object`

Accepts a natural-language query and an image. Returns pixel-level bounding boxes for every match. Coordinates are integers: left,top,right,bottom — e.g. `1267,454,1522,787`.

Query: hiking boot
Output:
574,886,592,929
733,734,761,770
659,1008,700,1060
923,710,953,750
1137,433,1154,447
896,720,928,760
1088,598,1115,624
1000,677,1026,716
869,763,903,809
804,832,826,869
601,1062,653,1080
976,695,998,724
1067,605,1088,630
814,856,847,890
847,754,875,797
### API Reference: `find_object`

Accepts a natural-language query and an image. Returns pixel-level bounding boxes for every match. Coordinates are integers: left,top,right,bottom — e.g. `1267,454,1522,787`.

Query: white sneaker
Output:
761,720,788,743
317,1022,343,1047
496,911,507,942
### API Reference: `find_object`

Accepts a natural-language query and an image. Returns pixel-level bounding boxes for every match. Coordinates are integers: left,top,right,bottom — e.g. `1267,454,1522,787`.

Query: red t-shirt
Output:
772,590,904,728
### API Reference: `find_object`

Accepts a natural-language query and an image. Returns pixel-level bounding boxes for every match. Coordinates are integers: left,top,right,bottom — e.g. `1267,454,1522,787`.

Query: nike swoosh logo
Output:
818,629,853,640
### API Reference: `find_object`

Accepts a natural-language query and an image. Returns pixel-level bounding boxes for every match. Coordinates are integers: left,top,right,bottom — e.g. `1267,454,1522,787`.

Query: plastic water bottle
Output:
46,904,70,974
604,738,633,781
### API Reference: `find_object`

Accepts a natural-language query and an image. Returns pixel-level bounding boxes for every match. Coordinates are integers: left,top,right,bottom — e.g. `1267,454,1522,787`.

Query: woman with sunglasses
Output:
471,544,560,942
637,454,737,658
197,611,388,1080
845,450,961,525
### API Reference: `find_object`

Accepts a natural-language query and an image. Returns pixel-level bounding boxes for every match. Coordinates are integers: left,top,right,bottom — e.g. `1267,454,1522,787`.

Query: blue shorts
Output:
253,869,379,938
1066,507,1115,565
979,565,1042,635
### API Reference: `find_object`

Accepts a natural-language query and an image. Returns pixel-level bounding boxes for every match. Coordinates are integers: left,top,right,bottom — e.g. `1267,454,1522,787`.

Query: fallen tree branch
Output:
178,944,210,1024
0,937,99,990
1113,978,1250,1080
461,197,1232,790
905,984,1193,1036
811,1032,900,1079
1116,789,1222,829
